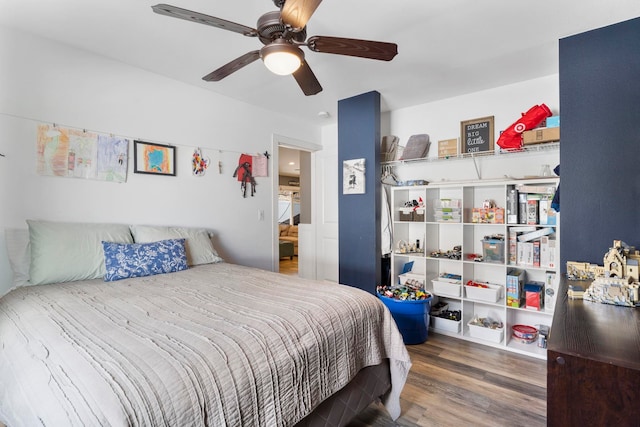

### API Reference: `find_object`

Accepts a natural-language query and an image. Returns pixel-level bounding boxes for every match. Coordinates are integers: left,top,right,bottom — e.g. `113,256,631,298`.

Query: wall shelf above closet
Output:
382,141,559,166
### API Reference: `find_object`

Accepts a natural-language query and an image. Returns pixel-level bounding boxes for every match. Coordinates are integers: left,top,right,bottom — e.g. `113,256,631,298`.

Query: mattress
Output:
0,263,410,426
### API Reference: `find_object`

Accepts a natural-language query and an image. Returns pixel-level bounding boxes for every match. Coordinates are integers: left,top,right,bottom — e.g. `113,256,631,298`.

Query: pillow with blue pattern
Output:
102,238,188,282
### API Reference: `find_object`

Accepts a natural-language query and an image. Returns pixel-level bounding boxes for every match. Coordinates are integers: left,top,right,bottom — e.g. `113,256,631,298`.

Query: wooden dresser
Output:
547,278,640,426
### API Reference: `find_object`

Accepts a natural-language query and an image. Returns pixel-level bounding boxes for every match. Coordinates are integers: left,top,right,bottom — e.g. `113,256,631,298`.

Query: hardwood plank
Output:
348,332,547,427
279,256,298,275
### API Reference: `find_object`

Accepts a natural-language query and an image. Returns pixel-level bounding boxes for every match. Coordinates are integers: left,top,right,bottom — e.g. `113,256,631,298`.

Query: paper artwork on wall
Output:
252,154,268,177
233,154,256,198
343,158,366,195
192,148,210,177
97,135,129,182
37,124,129,183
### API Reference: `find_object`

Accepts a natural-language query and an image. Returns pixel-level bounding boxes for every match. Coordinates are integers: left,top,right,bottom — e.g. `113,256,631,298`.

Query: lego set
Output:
568,240,640,307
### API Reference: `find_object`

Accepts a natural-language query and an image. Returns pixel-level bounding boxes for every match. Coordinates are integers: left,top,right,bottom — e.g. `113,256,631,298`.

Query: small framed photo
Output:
460,116,495,154
343,158,366,195
134,140,176,176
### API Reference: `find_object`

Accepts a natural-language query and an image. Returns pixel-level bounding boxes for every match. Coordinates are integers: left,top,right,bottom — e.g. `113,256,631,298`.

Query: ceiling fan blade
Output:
292,60,322,96
281,0,322,31
202,51,261,82
307,36,398,61
152,4,257,37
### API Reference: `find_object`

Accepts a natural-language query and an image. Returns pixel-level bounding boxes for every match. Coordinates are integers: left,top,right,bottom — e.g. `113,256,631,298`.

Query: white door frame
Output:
271,134,322,274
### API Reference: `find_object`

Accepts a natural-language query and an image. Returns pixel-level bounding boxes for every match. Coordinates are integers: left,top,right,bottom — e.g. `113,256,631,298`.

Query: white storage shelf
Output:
390,178,559,360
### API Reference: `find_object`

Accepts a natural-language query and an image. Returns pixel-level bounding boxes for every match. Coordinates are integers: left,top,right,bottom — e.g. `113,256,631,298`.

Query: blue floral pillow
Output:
102,238,188,282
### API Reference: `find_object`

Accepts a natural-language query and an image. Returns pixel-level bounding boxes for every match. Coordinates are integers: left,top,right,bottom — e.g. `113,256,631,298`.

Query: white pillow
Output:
27,220,133,285
130,225,223,266
5,228,31,287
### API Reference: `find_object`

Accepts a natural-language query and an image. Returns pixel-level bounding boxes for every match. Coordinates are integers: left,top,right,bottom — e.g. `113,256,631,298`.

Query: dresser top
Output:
549,278,640,371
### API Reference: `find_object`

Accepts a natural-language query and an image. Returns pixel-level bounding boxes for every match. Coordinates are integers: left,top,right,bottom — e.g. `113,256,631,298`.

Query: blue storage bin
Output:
378,294,433,345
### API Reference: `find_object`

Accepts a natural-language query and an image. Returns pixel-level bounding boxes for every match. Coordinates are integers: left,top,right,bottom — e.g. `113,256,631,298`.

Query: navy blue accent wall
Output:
338,91,381,293
560,17,640,269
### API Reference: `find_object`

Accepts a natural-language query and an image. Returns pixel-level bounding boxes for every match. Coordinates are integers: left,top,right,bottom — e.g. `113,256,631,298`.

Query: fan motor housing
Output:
257,11,306,45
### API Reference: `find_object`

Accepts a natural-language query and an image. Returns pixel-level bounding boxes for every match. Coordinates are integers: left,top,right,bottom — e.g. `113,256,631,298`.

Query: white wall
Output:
0,25,320,294
386,75,561,182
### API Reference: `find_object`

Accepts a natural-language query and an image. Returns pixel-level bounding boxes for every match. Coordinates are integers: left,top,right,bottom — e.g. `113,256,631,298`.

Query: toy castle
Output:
581,240,640,307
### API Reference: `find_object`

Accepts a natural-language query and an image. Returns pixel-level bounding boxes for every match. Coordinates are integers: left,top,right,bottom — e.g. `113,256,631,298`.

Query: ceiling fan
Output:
152,0,398,96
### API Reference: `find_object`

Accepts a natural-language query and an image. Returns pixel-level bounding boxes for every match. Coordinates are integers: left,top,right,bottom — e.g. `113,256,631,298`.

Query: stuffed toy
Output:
496,104,552,149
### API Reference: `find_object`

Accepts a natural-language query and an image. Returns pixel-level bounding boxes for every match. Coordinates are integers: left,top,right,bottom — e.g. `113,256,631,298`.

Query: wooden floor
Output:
348,333,547,427
279,256,298,275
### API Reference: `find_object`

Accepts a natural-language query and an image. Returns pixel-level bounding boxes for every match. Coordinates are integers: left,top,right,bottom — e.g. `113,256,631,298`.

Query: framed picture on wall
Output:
343,158,366,195
460,116,494,155
134,140,176,176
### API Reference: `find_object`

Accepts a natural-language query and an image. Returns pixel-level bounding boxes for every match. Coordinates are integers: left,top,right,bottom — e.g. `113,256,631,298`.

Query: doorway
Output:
278,146,301,275
272,134,321,277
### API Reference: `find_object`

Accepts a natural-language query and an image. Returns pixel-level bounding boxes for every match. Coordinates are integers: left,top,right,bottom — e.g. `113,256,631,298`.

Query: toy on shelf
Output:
430,245,461,260
569,240,640,307
496,104,552,150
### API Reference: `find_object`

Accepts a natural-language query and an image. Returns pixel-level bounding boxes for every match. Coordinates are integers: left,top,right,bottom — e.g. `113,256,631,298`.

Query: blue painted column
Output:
559,17,640,269
338,91,381,293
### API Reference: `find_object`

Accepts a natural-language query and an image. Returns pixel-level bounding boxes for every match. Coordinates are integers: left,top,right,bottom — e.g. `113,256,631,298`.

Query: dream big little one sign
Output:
461,116,495,154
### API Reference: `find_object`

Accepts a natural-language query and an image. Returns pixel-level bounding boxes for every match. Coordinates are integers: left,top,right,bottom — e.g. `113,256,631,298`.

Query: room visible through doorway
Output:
278,146,301,275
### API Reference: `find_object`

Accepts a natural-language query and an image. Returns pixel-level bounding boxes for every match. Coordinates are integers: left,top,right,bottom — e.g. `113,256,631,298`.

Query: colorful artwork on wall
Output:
133,140,176,176
36,124,129,183
192,147,210,177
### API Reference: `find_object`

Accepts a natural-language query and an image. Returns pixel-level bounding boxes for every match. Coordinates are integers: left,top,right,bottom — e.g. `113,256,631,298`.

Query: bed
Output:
0,221,411,426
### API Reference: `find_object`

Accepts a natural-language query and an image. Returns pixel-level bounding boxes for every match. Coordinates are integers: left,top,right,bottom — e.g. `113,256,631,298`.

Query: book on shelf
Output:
507,188,518,224
508,230,517,264
538,195,556,225
518,193,528,224
517,241,534,265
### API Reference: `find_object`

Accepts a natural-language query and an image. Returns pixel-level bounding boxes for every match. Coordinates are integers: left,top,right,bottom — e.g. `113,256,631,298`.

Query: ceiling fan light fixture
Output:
261,40,303,76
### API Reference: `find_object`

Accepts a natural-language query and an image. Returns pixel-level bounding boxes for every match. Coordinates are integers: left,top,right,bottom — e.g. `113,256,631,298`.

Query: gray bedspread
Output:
0,263,410,426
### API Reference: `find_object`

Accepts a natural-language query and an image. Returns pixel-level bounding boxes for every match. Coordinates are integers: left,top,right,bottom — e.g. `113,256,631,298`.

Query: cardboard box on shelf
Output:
545,271,559,311
472,207,505,224
517,227,555,242
545,116,560,128
525,281,545,311
522,127,560,145
507,268,526,308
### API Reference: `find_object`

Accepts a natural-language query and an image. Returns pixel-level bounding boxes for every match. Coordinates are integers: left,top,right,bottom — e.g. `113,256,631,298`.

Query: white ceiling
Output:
1,1,640,126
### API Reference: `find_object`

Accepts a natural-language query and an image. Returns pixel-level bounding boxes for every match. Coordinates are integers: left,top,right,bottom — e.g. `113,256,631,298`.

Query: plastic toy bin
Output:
481,239,505,263
467,321,504,343
378,294,433,345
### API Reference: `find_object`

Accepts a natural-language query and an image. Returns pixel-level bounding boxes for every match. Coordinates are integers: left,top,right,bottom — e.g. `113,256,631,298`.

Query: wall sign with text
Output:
460,116,494,154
